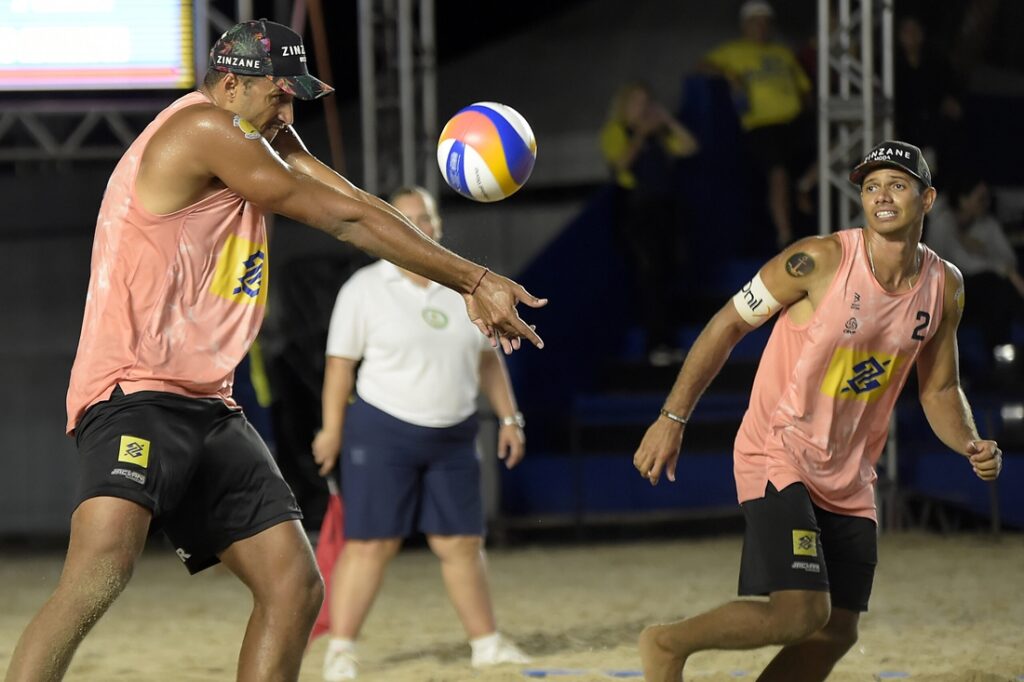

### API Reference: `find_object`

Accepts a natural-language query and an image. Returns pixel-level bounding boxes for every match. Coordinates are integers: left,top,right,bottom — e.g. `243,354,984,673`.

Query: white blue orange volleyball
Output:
437,102,537,202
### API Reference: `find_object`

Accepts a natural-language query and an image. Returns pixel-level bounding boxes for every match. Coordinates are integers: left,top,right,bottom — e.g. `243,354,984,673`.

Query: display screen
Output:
0,0,195,91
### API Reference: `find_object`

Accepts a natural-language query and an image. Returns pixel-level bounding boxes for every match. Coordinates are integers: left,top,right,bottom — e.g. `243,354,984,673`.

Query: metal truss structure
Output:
0,0,280,166
357,0,438,198
817,0,895,234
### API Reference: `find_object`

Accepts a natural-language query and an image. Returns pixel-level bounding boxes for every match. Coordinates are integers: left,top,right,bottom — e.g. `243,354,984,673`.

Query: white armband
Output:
731,273,782,327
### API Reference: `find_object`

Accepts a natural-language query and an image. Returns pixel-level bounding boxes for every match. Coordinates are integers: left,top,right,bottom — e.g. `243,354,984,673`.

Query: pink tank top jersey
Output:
66,91,268,433
733,228,946,520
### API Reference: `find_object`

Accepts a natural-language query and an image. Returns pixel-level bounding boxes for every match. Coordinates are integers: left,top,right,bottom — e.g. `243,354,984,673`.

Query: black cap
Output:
849,140,932,187
209,19,333,101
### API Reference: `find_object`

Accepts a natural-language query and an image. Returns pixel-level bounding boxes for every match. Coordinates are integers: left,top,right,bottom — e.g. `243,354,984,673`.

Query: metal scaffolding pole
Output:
0,0,236,166
816,0,895,235
357,0,437,196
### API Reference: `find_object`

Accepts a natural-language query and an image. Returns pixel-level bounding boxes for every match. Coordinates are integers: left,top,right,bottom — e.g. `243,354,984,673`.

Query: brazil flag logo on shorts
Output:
118,435,151,469
792,530,817,557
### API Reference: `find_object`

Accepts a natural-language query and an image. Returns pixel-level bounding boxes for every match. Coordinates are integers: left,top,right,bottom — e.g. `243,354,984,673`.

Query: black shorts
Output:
74,388,302,574
738,482,877,612
745,117,811,174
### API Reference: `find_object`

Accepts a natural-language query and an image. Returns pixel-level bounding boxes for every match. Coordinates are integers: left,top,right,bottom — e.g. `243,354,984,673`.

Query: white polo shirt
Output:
326,260,493,428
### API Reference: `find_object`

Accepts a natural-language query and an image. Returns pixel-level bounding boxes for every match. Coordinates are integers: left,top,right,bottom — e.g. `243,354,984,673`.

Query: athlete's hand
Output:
312,428,342,476
632,416,685,486
464,271,547,355
966,439,1001,481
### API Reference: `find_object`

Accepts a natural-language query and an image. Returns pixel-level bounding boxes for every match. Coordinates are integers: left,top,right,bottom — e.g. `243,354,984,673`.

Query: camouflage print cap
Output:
209,19,333,100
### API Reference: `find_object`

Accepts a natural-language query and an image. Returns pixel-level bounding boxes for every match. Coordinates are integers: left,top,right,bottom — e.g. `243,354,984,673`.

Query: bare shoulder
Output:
939,258,965,317
776,234,842,279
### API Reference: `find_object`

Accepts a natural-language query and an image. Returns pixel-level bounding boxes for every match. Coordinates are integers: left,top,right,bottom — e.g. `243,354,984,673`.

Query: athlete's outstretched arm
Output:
632,237,840,485
189,109,545,352
271,126,419,228
916,263,1002,480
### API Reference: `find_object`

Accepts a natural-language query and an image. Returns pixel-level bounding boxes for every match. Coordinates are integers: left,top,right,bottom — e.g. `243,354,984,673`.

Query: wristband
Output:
659,408,688,425
470,268,489,295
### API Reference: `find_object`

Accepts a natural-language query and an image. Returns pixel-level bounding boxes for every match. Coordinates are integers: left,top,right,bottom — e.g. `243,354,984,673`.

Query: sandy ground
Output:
1,532,1023,681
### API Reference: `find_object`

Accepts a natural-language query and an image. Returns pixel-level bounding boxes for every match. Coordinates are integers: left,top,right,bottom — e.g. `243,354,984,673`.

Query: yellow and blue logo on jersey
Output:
117,435,151,468
792,530,818,557
210,234,269,306
820,348,902,402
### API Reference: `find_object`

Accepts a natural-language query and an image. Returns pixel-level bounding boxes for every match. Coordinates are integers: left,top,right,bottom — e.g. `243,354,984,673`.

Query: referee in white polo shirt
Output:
311,186,531,680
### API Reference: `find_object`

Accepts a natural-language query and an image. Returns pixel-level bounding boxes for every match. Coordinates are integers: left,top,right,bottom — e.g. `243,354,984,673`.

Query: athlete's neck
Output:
864,228,923,291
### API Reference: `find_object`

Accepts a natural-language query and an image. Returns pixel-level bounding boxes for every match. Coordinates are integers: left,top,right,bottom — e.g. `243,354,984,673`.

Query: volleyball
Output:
436,102,537,202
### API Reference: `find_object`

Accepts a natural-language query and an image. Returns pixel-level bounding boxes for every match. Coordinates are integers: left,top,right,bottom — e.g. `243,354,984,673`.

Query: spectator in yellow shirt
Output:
600,82,698,365
700,0,812,249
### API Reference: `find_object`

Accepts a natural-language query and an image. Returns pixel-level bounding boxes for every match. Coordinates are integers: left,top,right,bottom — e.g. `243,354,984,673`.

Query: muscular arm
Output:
272,126,418,229
635,236,841,484
157,106,544,350
187,112,479,291
916,263,1001,480
916,265,979,452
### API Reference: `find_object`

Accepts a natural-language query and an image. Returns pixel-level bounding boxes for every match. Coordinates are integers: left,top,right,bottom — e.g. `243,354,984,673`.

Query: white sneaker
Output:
470,633,532,668
323,639,358,681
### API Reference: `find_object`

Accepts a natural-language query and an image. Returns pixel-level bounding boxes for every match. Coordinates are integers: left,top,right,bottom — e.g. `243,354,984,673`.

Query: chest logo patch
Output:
820,348,902,402
210,234,269,306
422,308,449,329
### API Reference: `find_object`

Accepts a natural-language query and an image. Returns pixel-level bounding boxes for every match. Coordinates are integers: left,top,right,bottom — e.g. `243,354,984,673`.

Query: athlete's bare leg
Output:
218,519,323,682
327,538,403,638
427,534,497,639
5,497,151,682
638,590,830,682
757,607,859,682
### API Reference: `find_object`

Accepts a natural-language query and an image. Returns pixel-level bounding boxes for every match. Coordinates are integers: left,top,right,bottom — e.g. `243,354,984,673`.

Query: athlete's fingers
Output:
646,457,666,486
666,453,679,483
499,336,514,355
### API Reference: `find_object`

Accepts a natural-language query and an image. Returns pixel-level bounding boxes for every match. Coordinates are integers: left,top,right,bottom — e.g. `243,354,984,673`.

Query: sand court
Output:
1,532,1022,681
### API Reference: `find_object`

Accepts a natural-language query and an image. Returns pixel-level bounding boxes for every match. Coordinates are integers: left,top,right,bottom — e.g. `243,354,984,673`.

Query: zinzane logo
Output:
867,146,911,161
216,55,259,69
281,44,305,56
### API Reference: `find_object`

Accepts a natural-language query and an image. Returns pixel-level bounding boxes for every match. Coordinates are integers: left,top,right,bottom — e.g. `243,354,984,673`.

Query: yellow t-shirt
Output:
599,120,694,190
705,39,811,130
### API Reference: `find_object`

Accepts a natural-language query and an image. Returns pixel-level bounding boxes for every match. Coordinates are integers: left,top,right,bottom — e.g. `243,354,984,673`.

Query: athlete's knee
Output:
345,538,402,563
818,609,859,653
261,552,323,619
426,534,482,562
768,591,831,644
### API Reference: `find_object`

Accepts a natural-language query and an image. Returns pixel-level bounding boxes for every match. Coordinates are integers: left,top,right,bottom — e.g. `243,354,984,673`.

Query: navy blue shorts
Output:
74,387,302,574
738,482,878,612
338,398,482,539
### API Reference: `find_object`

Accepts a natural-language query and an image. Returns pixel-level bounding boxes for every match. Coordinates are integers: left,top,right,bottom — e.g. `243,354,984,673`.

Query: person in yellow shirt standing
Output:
600,82,699,365
700,0,812,249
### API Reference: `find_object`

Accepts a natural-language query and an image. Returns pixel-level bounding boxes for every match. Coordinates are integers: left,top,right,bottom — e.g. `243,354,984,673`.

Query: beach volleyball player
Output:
631,141,1002,681
5,19,545,682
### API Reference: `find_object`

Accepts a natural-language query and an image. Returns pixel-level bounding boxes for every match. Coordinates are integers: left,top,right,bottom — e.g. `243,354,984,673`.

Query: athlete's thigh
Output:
218,518,318,596
816,506,877,612
161,407,301,574
739,481,829,597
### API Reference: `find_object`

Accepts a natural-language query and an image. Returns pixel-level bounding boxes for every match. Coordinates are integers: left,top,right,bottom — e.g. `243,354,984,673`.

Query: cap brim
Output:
849,160,926,187
273,74,334,101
